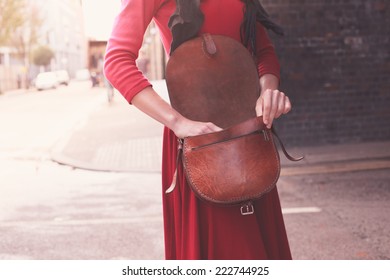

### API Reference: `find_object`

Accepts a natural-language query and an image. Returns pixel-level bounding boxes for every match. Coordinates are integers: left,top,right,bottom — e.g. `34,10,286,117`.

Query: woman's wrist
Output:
132,87,185,129
259,73,279,93
166,111,186,133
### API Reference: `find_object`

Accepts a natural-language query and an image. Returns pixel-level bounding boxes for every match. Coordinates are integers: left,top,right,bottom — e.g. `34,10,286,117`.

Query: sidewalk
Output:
51,80,390,175
50,80,167,173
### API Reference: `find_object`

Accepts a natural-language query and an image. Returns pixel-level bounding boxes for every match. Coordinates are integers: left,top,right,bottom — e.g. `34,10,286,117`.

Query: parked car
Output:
35,72,59,90
75,68,91,81
55,70,70,86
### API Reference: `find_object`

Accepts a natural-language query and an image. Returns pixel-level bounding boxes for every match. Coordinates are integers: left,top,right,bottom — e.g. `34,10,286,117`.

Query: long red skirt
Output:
162,127,292,260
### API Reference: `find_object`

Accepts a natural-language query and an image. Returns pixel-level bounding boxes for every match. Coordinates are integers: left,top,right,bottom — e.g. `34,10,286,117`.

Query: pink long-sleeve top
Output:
104,0,280,104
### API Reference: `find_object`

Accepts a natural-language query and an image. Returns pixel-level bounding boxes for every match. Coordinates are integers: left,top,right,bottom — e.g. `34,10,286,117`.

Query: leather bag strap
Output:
271,127,304,162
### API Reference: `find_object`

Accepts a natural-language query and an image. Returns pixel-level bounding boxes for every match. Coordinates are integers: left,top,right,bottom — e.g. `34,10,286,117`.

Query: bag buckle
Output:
240,202,254,215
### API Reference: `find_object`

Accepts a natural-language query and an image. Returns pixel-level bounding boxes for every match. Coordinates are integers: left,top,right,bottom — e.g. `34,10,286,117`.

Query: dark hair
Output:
240,0,284,55
169,0,284,55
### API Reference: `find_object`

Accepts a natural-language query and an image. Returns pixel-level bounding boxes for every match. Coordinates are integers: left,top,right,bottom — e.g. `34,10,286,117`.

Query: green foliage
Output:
32,46,55,66
0,0,25,45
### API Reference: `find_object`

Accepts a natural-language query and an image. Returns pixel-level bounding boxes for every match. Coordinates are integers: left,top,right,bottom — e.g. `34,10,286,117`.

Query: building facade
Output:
0,0,87,92
32,0,87,77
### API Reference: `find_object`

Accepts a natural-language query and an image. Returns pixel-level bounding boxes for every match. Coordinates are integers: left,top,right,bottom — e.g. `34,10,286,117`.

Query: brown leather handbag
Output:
182,116,279,203
165,34,302,215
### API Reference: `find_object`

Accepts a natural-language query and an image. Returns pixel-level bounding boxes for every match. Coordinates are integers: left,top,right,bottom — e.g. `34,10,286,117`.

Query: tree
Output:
0,0,25,46
0,0,25,93
32,46,54,67
10,3,43,88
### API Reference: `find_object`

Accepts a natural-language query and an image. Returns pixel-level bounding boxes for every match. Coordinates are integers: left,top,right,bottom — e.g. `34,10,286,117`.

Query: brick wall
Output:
263,0,390,146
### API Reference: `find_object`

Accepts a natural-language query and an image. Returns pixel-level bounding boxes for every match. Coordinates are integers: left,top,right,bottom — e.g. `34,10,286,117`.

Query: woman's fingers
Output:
275,91,291,118
201,122,222,134
269,89,280,122
256,89,292,128
208,122,223,132
260,89,271,126
283,95,292,114
173,118,222,138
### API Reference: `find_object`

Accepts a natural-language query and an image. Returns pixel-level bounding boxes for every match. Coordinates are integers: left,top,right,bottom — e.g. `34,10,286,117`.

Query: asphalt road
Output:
279,169,390,260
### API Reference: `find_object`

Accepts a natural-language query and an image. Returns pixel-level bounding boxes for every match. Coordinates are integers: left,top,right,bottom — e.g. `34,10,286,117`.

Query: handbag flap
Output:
166,34,260,128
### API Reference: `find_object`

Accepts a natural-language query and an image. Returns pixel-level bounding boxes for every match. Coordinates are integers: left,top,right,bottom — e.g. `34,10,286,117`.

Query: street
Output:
0,81,389,260
281,169,390,260
0,82,164,259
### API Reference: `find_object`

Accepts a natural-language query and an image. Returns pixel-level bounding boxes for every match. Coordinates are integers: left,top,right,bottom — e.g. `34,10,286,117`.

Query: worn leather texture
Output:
166,34,260,128
182,116,280,204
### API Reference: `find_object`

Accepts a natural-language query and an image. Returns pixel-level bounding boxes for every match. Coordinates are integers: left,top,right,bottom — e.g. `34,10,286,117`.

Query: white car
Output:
35,72,59,90
55,70,70,86
75,68,91,81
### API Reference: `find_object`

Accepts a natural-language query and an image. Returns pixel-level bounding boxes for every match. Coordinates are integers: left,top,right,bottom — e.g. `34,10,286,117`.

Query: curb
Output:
281,157,390,176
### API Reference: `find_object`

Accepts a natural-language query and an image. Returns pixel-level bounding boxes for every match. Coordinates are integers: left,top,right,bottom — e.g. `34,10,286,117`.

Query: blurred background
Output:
0,0,389,260
1,0,389,146
0,0,164,93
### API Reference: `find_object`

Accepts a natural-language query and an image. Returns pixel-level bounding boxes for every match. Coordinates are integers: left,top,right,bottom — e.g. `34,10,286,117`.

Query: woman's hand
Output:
172,118,222,139
131,87,221,138
255,88,291,129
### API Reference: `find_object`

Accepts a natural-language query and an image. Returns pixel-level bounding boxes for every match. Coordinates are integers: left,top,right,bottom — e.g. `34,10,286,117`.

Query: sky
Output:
82,0,121,40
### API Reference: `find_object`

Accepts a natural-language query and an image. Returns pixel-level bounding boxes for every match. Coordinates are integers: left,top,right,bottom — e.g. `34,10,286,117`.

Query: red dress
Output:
105,0,292,260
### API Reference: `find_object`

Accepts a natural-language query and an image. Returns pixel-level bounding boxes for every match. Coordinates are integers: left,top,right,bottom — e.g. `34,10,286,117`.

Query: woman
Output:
104,0,292,260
